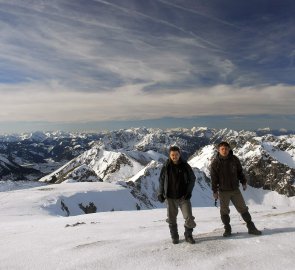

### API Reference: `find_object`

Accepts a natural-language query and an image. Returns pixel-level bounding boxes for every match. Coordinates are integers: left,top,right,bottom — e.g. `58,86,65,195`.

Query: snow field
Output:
0,182,294,270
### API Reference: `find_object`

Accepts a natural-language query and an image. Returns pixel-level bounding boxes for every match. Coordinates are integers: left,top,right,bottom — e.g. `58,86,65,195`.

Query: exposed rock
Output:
78,202,97,214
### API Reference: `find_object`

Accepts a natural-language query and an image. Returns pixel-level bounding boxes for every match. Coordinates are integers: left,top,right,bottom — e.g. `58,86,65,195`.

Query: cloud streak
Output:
1,82,294,122
0,0,294,129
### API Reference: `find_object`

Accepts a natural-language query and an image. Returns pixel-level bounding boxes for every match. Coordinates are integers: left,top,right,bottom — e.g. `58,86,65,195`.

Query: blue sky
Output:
0,0,294,133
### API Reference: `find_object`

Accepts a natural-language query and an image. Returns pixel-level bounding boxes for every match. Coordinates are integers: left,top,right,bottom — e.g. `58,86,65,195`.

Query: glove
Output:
184,193,192,200
157,194,165,203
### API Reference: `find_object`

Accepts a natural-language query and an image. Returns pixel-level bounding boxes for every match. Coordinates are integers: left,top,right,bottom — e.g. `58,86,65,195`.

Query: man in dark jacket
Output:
210,141,262,237
158,146,196,244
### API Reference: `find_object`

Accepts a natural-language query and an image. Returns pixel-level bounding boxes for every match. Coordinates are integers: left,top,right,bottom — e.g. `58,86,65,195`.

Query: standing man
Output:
210,141,262,237
158,146,196,244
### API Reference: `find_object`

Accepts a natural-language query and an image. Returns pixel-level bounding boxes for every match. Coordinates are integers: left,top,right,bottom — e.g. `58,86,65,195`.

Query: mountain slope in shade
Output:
0,154,40,181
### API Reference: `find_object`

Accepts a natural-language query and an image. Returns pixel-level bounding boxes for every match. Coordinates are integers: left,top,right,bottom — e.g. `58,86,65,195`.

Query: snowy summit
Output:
0,180,295,270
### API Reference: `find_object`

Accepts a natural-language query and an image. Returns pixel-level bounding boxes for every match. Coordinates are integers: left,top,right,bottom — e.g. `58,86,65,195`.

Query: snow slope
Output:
0,182,295,270
261,140,295,169
39,147,145,184
188,144,216,177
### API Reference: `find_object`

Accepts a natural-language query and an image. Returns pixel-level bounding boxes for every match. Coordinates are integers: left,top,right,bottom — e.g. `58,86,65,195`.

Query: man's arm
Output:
210,159,219,194
157,166,166,202
235,156,247,185
158,166,165,195
186,163,196,194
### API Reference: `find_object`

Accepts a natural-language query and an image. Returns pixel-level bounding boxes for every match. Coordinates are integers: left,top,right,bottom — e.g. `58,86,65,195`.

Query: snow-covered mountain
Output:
39,146,145,184
1,127,295,200
95,127,212,159
0,131,102,180
0,153,40,181
190,133,295,197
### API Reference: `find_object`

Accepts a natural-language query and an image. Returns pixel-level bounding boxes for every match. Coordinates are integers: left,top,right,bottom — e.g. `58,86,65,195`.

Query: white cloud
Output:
0,0,294,127
1,82,294,122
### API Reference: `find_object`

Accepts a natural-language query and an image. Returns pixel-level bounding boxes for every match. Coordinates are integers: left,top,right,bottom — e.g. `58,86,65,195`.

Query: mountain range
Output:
1,127,294,209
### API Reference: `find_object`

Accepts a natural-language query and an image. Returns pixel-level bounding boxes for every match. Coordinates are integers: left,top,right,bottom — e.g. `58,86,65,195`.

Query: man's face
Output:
169,150,180,164
218,146,230,157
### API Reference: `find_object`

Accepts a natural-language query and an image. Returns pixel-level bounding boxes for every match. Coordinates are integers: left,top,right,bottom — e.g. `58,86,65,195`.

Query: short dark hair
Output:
217,141,230,148
169,145,180,153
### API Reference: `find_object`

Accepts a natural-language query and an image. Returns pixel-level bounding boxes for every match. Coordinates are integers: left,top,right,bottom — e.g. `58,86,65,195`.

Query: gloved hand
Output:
157,194,165,203
184,193,192,200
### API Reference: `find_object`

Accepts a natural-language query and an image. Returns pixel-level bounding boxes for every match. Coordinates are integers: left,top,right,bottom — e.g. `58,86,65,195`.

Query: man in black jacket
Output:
210,141,262,237
158,146,196,244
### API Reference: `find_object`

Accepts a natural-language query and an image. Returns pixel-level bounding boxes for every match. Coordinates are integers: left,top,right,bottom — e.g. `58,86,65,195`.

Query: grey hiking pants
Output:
219,189,248,216
166,198,196,229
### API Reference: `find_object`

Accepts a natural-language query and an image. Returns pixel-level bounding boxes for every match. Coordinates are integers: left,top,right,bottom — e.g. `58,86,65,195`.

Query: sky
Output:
0,0,295,133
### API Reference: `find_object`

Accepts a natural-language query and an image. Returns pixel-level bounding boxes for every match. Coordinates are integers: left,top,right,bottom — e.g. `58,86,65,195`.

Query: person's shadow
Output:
194,227,295,243
261,227,295,235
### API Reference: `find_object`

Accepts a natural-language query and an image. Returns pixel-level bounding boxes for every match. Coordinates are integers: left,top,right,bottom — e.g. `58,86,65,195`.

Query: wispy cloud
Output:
1,82,294,122
0,0,294,129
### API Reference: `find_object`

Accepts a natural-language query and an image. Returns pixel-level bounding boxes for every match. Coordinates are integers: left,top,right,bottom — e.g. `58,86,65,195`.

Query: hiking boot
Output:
169,224,179,244
248,226,262,235
221,214,231,237
247,222,262,235
185,235,196,244
241,212,262,236
184,227,195,244
172,237,180,244
223,226,232,237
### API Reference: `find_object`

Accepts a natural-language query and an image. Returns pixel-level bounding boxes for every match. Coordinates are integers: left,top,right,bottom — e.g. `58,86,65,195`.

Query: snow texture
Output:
0,181,295,270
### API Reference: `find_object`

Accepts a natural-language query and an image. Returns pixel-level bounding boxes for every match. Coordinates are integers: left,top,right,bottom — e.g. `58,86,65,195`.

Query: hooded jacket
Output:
210,150,247,193
158,158,196,199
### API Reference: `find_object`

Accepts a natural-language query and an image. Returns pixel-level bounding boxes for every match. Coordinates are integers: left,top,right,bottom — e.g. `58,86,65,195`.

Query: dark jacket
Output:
158,158,196,199
210,150,247,193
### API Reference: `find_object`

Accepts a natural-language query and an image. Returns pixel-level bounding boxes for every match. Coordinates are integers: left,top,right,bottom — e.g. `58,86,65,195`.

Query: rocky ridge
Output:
1,128,294,202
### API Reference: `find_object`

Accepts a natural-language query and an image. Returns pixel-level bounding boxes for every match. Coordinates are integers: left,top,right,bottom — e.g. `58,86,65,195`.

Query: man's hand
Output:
213,192,219,200
242,184,247,191
157,194,165,203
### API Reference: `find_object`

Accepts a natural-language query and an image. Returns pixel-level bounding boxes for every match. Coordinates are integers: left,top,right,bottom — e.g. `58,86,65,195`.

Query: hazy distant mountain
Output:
0,131,102,180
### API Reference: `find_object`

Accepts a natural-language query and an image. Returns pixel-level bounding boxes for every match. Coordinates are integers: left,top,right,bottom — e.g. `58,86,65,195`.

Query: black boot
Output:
184,227,195,244
221,214,232,237
169,224,179,244
241,212,262,235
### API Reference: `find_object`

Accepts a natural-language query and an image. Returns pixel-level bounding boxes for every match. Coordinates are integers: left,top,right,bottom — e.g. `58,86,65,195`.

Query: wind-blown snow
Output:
0,181,295,270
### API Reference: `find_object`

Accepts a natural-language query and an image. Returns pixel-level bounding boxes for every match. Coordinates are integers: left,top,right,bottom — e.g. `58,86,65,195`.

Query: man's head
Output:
217,141,230,157
169,146,181,164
